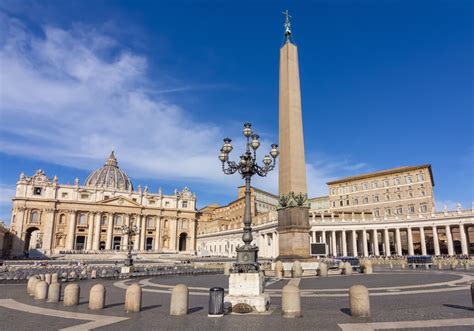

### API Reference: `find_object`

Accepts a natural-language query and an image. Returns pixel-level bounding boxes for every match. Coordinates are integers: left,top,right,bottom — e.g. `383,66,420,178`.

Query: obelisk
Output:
277,10,311,261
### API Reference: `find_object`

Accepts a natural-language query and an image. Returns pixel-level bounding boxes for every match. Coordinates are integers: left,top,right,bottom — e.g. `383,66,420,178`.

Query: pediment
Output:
99,196,142,207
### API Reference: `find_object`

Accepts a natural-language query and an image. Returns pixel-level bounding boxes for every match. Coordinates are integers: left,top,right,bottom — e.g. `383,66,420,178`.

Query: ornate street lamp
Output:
121,224,140,267
219,122,279,272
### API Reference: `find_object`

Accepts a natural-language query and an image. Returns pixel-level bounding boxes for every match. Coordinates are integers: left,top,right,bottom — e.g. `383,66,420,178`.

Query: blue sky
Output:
0,0,472,223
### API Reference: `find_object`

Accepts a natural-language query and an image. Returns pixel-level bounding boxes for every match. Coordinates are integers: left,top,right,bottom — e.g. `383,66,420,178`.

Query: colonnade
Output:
310,222,471,257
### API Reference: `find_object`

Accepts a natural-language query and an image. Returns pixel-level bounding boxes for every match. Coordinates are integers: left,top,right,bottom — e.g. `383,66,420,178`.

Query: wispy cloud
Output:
0,12,370,204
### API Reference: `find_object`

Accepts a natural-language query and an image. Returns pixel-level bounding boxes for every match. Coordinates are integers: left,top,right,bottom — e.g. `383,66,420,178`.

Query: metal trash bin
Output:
208,287,224,317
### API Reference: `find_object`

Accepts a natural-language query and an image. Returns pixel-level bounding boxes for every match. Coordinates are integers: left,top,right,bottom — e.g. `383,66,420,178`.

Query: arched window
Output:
164,219,169,228
59,214,66,224
30,211,39,224
78,213,87,225
146,216,154,228
101,215,107,226
115,215,123,226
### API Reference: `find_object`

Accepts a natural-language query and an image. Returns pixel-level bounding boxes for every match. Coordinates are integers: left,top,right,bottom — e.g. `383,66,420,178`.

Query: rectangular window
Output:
408,205,415,214
374,209,380,217
384,180,390,187
397,207,403,215
338,187,343,194
61,192,68,198
372,181,378,189
339,200,343,206
373,195,379,202
354,198,359,205
182,201,188,208
417,174,424,182
362,183,368,190
34,187,42,195
385,208,391,216
420,203,428,213
406,176,412,184
352,185,357,192
346,199,349,205
421,190,426,196
104,195,109,200
395,178,400,185
363,197,368,204
80,193,89,199
331,188,336,195
332,201,336,207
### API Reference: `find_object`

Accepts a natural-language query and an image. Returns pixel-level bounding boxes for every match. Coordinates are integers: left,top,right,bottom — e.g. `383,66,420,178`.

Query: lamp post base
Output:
224,272,270,313
234,245,259,273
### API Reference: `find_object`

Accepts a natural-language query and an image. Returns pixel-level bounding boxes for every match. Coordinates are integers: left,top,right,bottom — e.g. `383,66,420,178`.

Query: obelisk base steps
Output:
276,207,312,262
224,272,270,313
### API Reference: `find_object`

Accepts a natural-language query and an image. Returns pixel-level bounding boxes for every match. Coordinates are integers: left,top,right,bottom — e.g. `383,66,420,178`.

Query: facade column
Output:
133,216,140,250
432,225,440,256
373,229,380,256
342,230,347,256
312,231,316,243
419,226,427,255
66,211,77,250
274,232,279,257
362,230,368,257
407,227,414,255
106,213,114,250
123,214,130,251
384,229,391,256
331,231,337,257
351,230,358,257
154,217,161,251
42,209,55,254
140,215,146,251
445,225,454,255
459,223,468,255
321,230,326,243
171,218,178,252
92,212,101,250
395,228,402,256
86,212,94,251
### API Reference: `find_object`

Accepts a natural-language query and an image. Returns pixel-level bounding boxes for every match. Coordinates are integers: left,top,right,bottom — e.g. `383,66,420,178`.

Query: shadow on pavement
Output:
340,308,351,316
142,304,162,311
443,304,474,312
187,307,203,314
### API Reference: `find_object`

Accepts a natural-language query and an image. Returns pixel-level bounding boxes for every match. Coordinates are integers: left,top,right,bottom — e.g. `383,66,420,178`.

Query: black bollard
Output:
471,282,474,307
208,287,224,317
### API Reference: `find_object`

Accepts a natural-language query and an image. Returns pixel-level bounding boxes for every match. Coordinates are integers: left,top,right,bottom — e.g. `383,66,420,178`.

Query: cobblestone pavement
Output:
0,268,473,331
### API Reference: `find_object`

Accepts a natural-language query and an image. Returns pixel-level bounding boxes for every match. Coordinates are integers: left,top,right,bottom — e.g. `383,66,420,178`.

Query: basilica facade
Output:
9,152,197,257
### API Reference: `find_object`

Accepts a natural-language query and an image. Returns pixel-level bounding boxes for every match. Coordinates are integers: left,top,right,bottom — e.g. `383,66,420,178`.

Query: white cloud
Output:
0,184,15,204
0,12,370,201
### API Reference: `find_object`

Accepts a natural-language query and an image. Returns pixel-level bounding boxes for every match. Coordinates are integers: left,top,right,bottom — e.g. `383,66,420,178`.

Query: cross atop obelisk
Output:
278,10,308,197
282,9,292,42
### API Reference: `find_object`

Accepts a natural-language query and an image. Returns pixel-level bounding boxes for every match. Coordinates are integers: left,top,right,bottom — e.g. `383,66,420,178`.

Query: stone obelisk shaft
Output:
278,41,307,196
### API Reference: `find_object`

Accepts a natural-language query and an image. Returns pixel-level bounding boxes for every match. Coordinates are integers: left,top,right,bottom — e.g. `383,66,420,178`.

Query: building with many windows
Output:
8,152,197,257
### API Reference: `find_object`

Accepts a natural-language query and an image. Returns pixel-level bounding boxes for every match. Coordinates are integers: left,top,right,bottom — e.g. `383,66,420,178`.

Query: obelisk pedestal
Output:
277,207,311,261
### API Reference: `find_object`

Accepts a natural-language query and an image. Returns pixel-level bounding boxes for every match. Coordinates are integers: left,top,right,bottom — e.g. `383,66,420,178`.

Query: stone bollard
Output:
343,262,353,276
292,261,303,278
45,273,52,285
34,281,49,300
91,269,97,279
401,262,406,269
450,261,458,271
52,273,59,283
40,274,45,281
101,269,107,278
27,276,40,296
223,263,231,276
349,285,370,317
318,262,328,277
282,284,301,318
64,284,80,306
437,262,443,270
125,284,142,313
89,284,106,310
389,263,393,270
170,284,189,316
47,282,61,303
464,263,470,271
362,260,373,274
275,261,283,279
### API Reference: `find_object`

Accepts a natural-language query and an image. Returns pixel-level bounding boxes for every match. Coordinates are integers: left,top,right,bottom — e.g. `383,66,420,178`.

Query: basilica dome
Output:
84,151,133,191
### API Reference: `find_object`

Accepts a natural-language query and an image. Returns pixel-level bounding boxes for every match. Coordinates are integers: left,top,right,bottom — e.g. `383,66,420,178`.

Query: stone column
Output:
352,230,358,257
445,225,454,255
154,217,161,251
106,213,114,250
321,230,326,243
459,223,468,255
419,227,427,255
140,215,146,251
66,211,76,250
362,230,368,257
342,230,347,256
384,229,391,257
133,216,140,251
331,231,337,257
275,231,279,257
432,225,440,256
171,218,178,252
407,227,414,255
273,232,279,257
92,212,101,251
372,229,379,256
41,209,55,255
123,214,130,251
312,231,316,243
395,228,402,256
86,213,94,251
